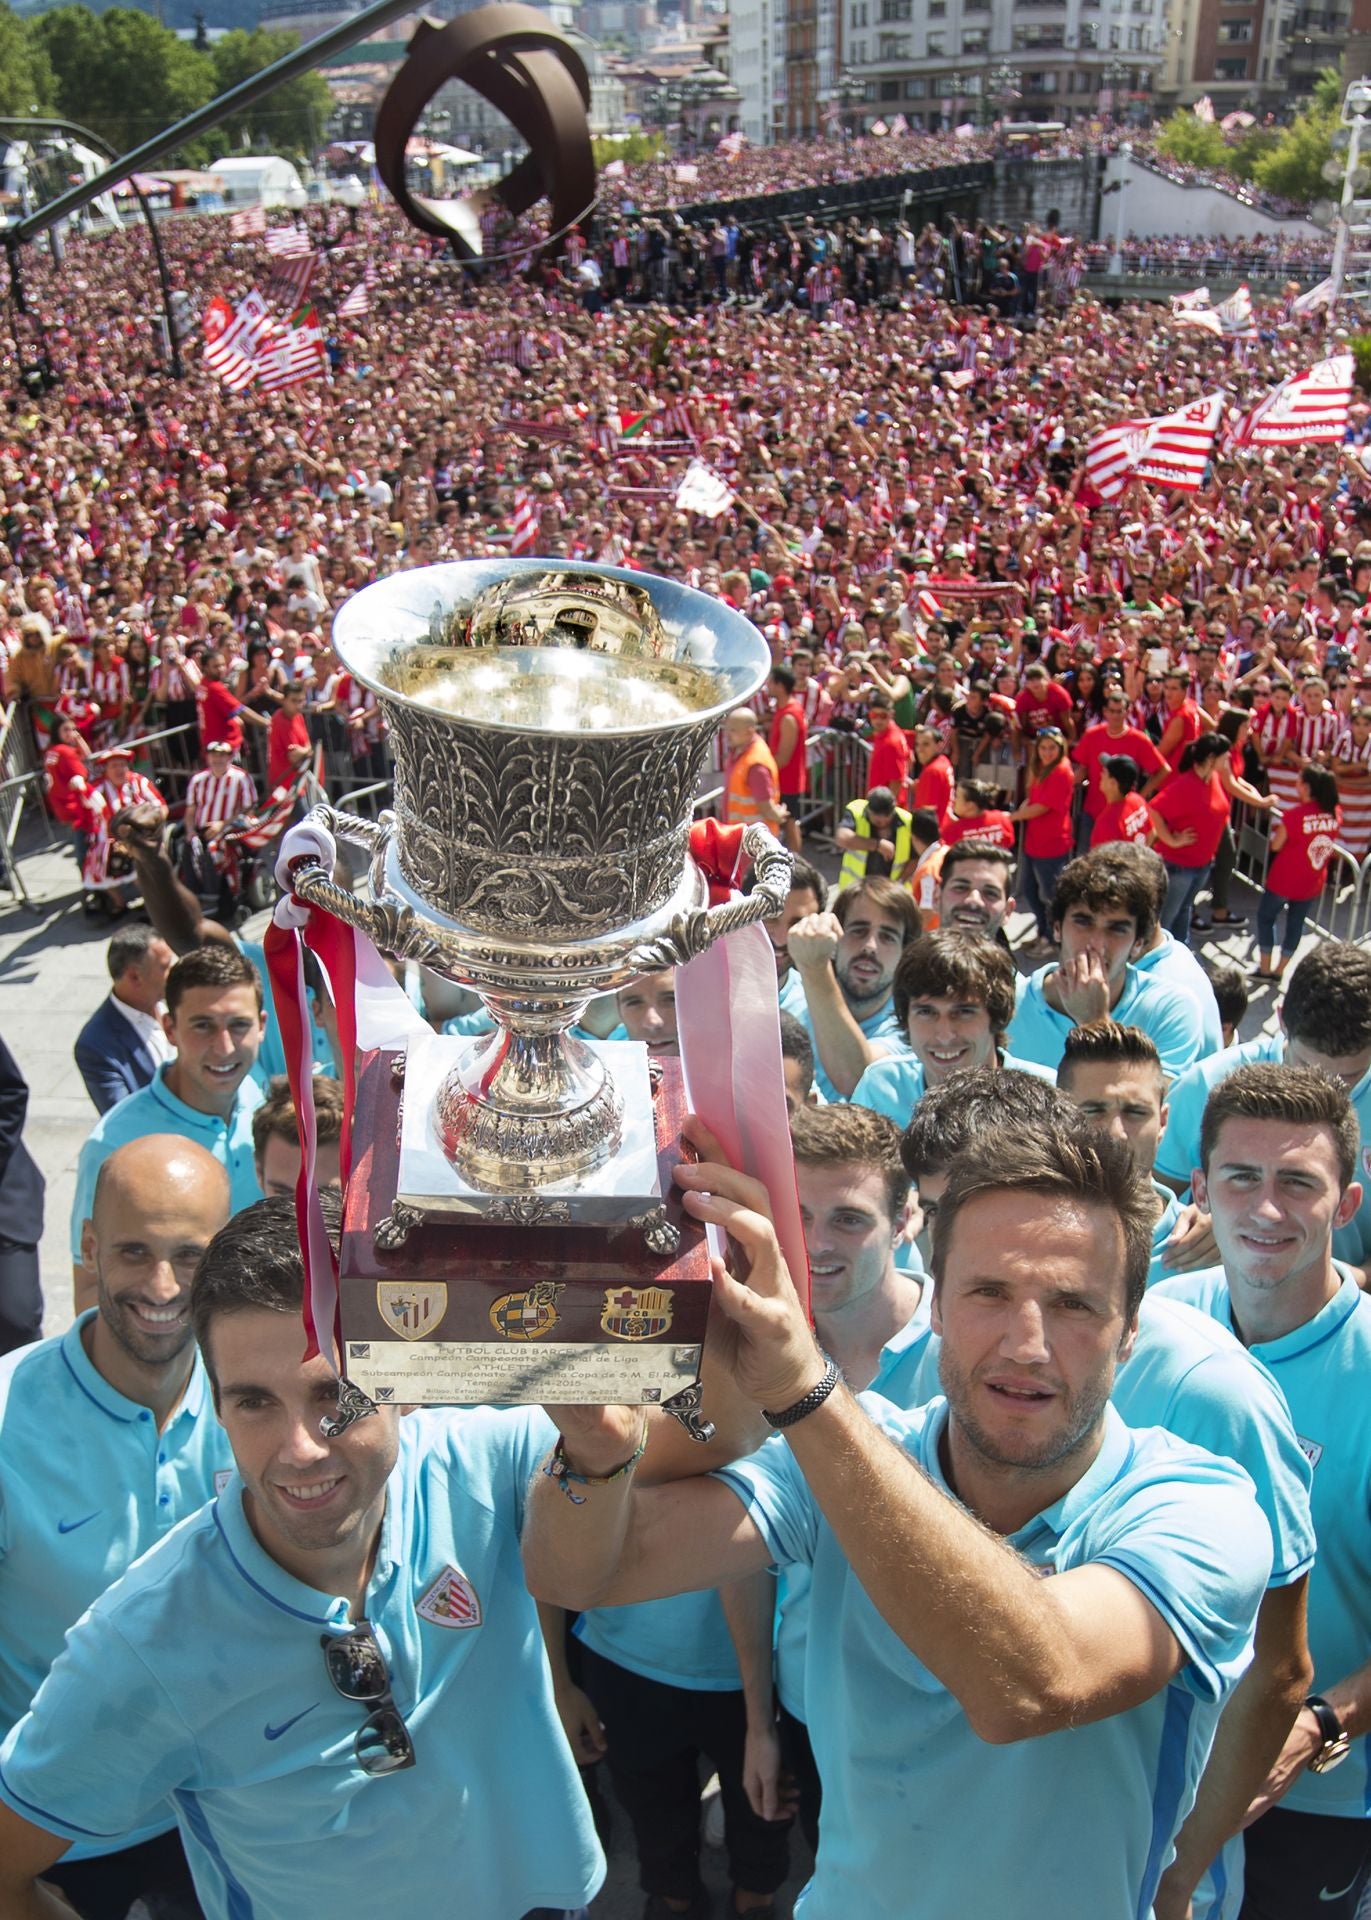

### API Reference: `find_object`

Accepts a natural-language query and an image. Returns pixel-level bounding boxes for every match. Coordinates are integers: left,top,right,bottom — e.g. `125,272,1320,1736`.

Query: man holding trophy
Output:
0,564,1273,1919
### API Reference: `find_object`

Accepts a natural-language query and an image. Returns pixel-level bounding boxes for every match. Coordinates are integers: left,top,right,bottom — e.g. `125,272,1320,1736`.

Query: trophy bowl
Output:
285,561,791,1201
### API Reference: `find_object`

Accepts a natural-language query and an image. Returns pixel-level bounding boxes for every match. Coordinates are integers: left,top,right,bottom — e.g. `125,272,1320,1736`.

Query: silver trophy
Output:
285,560,792,1247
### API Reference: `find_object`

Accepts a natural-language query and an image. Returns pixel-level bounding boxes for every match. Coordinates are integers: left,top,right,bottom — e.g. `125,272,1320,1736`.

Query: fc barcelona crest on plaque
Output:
376,1281,449,1341
489,1281,564,1341
600,1285,674,1341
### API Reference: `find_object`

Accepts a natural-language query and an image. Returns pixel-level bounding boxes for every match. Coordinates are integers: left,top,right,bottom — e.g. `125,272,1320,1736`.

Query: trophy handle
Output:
626,826,794,972
284,807,447,967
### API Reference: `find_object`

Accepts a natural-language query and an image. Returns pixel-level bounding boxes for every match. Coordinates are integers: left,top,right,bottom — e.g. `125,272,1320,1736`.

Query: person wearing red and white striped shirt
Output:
89,646,131,736
1332,709,1371,856
1293,683,1340,766
186,751,257,839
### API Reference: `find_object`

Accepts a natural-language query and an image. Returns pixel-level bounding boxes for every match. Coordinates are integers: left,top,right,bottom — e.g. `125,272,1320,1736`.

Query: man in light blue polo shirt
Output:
1,1134,231,1919
1154,942,1371,1283
850,931,1052,1126
902,1072,1316,1920
0,1178,770,1920
0,1195,604,1920
782,876,919,1102
720,1103,928,1847
525,1119,1273,1920
70,944,265,1312
1007,849,1209,1079
1105,843,1225,1056
1057,1022,1183,1284
1156,1062,1371,1918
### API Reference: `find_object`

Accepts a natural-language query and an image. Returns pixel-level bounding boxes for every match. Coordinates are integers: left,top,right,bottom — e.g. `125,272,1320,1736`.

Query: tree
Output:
32,6,215,158
1155,109,1227,171
0,6,55,117
1252,98,1336,203
209,28,332,163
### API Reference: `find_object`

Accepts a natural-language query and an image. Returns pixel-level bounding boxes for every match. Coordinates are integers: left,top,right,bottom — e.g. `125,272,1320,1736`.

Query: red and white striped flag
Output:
1172,285,1255,339
265,224,311,256
338,263,376,318
1084,392,1225,499
256,302,327,394
267,250,318,310
1170,285,1211,313
229,205,267,238
1226,354,1353,448
916,586,943,621
510,488,540,554
202,290,275,392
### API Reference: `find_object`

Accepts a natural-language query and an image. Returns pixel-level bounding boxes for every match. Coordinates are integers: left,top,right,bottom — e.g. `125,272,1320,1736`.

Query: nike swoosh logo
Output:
1319,1875,1361,1903
263,1705,318,1742
57,1513,101,1534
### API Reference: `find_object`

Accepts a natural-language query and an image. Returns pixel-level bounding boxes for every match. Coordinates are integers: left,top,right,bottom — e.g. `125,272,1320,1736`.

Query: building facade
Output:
837,0,1165,127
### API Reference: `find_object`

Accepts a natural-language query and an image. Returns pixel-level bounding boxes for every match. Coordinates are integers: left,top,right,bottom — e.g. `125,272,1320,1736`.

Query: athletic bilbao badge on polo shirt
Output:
417,1566,482,1630
376,1281,448,1341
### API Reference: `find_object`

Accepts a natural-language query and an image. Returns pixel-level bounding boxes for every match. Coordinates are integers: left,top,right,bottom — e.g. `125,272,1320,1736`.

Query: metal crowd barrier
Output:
803,728,872,845
0,704,58,907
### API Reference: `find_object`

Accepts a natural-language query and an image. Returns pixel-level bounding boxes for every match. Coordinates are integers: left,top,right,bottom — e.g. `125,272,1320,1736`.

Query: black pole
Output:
10,0,423,245
0,116,184,379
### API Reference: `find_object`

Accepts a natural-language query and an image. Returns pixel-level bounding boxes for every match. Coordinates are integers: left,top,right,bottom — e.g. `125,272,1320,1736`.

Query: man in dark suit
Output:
0,1034,44,1354
74,925,175,1115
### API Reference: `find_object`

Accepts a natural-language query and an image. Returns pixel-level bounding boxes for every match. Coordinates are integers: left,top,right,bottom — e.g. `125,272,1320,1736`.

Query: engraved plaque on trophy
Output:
282,560,790,1422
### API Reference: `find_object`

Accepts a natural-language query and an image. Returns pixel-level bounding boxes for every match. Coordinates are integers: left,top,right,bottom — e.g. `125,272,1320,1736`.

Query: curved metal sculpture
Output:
372,3,596,262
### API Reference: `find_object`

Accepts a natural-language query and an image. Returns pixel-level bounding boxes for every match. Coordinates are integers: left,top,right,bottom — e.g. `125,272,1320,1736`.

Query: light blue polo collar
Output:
59,1308,209,1428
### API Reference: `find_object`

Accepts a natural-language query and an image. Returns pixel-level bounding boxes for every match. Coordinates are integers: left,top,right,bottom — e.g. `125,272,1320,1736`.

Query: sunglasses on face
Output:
321,1623,416,1776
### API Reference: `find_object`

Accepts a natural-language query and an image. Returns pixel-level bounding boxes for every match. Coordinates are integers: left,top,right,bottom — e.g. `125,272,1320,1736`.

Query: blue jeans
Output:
1019,854,1069,940
1255,889,1311,958
1162,862,1212,944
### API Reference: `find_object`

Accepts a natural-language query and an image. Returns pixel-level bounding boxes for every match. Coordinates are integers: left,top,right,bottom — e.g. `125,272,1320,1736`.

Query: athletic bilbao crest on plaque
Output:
601,1286,674,1341
489,1282,563,1341
376,1281,448,1341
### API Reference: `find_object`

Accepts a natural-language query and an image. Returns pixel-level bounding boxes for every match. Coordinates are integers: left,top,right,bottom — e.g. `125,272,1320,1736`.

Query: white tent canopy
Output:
211,155,307,206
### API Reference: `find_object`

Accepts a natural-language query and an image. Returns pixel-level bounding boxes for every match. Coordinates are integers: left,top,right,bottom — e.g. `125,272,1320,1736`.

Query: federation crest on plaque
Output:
376,1281,449,1341
489,1281,564,1341
600,1285,674,1341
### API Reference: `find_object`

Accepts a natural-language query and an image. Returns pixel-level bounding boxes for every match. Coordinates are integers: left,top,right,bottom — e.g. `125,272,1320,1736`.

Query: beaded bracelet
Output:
543,1420,651,1505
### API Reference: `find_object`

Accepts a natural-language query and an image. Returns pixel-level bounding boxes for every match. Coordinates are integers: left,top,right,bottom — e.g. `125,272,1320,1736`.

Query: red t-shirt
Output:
769,697,808,795
196,676,244,751
1091,792,1152,848
1072,723,1166,817
1159,699,1202,758
1151,769,1230,868
869,725,912,802
1023,763,1075,858
912,753,954,829
944,809,1016,851
1015,680,1072,738
1267,803,1342,901
268,708,311,791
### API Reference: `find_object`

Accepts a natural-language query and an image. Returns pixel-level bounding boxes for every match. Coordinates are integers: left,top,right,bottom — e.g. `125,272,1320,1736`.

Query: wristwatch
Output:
1306,1695,1352,1774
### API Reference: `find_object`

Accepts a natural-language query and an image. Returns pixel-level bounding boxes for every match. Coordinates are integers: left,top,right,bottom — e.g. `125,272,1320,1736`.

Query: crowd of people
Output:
0,144,1368,1920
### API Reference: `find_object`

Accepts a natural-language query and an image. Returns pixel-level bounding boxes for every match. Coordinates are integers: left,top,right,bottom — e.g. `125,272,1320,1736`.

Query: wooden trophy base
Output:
339,1048,713,1420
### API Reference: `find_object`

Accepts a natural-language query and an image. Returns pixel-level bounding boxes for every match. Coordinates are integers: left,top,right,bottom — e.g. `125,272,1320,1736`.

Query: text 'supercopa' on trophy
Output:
283,561,791,1424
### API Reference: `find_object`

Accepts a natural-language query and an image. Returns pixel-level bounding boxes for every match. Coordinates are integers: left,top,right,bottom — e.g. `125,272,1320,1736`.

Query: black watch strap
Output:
1306,1695,1344,1745
763,1357,841,1430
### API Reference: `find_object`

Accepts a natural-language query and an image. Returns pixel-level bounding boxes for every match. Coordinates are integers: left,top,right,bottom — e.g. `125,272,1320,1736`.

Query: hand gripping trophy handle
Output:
626,826,794,973
280,808,448,969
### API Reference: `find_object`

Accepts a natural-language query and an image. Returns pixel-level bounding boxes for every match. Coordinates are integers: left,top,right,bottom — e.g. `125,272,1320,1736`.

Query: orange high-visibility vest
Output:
726,736,782,837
